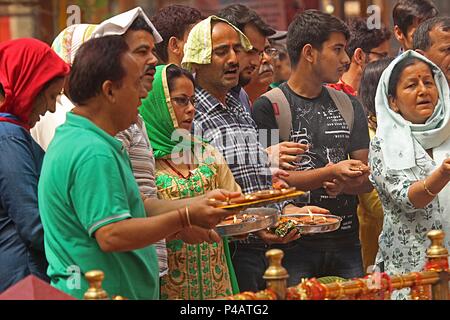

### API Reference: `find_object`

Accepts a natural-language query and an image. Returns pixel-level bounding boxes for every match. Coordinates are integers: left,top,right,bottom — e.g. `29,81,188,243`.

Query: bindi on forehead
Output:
402,63,433,79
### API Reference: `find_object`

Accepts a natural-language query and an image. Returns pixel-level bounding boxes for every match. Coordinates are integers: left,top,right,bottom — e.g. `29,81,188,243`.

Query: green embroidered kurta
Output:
139,65,241,299
156,144,241,300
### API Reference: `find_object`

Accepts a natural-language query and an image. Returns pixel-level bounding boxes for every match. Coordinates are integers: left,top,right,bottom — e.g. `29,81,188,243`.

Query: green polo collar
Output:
66,112,124,152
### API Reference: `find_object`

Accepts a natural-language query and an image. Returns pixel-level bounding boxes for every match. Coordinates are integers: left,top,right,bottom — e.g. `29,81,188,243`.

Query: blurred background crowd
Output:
1,0,449,54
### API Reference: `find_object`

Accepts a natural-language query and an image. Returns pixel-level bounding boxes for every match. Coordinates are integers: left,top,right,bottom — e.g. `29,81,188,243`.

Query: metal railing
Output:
226,230,449,300
81,230,449,300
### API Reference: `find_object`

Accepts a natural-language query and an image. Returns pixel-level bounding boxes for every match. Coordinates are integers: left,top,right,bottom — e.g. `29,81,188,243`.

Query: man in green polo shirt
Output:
38,36,234,300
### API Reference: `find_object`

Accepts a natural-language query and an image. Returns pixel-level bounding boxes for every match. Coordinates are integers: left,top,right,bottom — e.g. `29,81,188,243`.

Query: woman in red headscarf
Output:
0,38,70,292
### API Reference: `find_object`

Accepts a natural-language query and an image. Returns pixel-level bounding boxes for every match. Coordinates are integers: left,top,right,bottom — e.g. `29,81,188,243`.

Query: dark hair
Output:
287,10,350,67
151,5,203,63
41,76,65,92
0,83,4,97
217,4,275,37
128,16,154,36
413,16,450,51
388,57,434,98
359,57,395,116
69,36,129,105
393,0,438,36
166,64,195,93
345,17,391,58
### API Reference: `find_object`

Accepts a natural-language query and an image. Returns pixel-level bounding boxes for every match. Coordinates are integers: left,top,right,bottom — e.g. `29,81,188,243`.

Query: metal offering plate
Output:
208,188,306,211
215,207,278,237
281,214,342,234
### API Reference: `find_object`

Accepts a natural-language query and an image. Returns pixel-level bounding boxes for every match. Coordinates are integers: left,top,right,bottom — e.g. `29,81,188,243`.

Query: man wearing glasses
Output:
244,43,280,104
328,17,391,96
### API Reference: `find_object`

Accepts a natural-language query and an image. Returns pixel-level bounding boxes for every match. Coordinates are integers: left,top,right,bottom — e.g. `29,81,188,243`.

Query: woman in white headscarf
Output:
30,24,97,150
369,50,450,299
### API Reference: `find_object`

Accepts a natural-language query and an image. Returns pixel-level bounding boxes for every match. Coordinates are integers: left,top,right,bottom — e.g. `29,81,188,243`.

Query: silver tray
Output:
282,214,342,234
215,207,278,237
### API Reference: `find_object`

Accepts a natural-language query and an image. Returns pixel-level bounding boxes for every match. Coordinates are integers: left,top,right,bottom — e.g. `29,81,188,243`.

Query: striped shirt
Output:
116,116,167,277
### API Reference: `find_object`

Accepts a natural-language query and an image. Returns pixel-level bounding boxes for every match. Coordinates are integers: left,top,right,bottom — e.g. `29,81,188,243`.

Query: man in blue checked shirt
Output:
182,16,329,292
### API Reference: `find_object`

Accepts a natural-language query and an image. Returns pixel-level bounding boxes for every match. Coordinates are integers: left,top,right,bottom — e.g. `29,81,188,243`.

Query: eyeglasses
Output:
367,51,389,59
171,96,196,107
262,47,279,59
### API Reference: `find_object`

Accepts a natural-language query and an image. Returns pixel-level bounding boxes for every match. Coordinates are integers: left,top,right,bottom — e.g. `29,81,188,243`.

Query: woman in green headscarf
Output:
139,64,241,300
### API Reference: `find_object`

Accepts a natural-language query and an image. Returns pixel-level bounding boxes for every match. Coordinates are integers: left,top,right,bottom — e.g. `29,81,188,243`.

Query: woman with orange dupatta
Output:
0,38,69,292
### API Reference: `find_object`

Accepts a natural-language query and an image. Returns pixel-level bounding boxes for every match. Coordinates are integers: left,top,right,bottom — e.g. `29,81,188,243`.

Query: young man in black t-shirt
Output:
252,10,373,279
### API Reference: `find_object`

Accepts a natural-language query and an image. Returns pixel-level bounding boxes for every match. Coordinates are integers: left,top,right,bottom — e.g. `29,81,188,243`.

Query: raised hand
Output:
438,157,450,180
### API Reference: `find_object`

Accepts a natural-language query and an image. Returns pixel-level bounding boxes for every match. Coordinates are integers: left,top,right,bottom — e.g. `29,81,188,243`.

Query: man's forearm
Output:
143,197,198,216
285,166,335,191
95,212,184,252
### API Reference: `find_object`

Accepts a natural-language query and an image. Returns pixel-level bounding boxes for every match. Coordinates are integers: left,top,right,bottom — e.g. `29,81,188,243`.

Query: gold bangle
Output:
185,206,192,228
177,208,186,229
423,179,437,197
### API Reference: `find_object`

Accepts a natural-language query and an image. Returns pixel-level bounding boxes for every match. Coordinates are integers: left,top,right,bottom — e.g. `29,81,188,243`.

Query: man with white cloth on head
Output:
31,7,161,150
35,7,236,283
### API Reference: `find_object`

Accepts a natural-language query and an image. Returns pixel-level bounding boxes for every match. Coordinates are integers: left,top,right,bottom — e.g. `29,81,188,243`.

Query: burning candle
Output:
307,208,315,223
219,215,242,226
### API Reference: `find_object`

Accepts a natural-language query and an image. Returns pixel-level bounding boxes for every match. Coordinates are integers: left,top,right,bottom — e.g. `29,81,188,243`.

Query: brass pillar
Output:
426,230,449,300
263,249,289,300
84,270,109,300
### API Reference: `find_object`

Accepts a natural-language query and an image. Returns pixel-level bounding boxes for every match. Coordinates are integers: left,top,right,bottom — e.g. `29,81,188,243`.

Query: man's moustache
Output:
144,66,156,74
259,64,274,74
